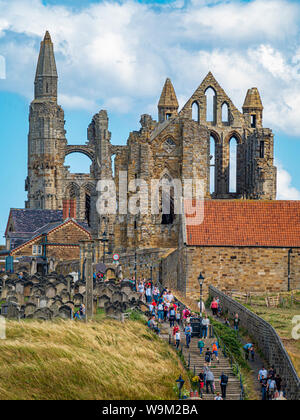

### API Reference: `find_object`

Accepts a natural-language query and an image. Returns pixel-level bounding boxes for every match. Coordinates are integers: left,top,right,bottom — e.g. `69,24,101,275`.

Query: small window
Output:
260,141,265,158
251,115,256,128
32,245,43,256
192,102,199,122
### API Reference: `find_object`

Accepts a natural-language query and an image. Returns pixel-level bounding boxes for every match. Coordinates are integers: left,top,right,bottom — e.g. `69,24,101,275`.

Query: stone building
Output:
162,200,300,297
2,204,91,273
25,31,276,253
6,31,300,293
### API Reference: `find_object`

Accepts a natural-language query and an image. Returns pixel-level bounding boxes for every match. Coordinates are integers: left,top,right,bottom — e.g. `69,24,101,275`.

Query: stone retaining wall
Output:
209,285,300,400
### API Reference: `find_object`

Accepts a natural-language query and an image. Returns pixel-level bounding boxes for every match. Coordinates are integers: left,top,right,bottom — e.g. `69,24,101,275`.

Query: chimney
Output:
69,199,76,219
63,199,70,220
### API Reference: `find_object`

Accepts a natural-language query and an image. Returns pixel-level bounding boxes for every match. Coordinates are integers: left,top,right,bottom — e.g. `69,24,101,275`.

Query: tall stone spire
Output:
34,31,58,100
26,31,66,211
158,78,179,123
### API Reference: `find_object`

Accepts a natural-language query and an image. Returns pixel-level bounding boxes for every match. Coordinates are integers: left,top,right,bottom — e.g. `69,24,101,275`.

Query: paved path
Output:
160,321,241,400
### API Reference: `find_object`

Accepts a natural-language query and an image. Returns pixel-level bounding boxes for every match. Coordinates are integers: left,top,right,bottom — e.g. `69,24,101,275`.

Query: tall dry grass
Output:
0,319,188,400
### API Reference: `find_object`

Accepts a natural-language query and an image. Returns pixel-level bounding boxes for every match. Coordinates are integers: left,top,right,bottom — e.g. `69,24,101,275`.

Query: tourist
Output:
197,370,205,398
79,303,85,318
275,374,282,393
182,307,190,326
243,342,253,360
224,317,230,327
153,286,160,303
268,365,276,380
260,375,268,400
163,302,169,322
250,345,255,362
205,347,213,366
157,300,164,323
145,284,152,303
258,366,268,382
169,305,176,327
176,308,181,326
233,313,240,332
138,281,144,300
167,290,174,302
220,372,228,400
148,315,160,334
212,342,219,363
172,322,180,345
175,330,181,349
184,323,192,348
214,392,223,400
211,298,218,316
201,315,210,339
267,376,277,400
197,338,205,355
205,369,215,394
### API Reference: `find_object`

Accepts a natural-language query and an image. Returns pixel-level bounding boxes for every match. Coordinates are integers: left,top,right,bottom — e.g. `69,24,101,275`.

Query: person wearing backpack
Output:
205,348,213,366
198,338,205,355
212,342,220,363
220,372,228,399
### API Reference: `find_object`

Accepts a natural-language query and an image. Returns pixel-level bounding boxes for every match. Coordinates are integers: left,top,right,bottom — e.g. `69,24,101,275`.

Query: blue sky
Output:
1,0,300,244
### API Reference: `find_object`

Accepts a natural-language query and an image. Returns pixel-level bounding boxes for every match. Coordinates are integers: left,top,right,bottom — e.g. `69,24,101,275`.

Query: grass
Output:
0,319,188,400
244,304,300,377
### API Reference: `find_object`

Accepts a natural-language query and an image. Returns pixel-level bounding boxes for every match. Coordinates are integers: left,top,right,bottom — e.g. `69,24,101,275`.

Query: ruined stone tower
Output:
25,31,67,211
25,32,99,225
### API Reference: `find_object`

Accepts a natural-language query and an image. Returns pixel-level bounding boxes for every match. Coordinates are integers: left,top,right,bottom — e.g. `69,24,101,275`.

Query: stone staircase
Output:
161,323,242,400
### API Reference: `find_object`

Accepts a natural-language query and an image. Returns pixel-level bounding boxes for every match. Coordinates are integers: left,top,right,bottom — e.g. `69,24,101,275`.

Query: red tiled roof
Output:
184,200,300,247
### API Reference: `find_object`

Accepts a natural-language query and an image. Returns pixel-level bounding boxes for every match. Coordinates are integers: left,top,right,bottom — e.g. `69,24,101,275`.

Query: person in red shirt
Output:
211,298,218,316
172,323,180,345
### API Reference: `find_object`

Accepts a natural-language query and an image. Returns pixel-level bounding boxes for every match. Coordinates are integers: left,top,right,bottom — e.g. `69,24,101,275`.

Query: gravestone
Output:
58,305,72,319
98,295,111,309
24,302,37,317
45,285,56,299
32,307,53,320
73,293,84,306
39,296,48,308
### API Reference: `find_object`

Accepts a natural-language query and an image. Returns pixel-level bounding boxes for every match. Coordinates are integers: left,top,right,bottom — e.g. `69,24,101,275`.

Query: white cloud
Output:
276,162,300,200
0,0,300,139
59,94,97,111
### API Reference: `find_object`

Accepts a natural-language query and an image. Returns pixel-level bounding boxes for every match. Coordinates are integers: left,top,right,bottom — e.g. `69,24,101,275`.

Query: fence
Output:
209,285,300,400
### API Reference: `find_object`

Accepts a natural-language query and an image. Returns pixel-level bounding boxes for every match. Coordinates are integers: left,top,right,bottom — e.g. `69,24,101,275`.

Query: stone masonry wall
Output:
185,246,300,300
209,285,300,400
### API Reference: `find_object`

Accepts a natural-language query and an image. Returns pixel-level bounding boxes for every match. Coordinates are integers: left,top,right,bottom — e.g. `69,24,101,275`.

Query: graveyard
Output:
0,271,148,321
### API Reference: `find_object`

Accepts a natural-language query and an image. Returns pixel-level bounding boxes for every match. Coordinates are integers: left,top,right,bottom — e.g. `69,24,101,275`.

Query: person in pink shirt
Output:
211,298,218,316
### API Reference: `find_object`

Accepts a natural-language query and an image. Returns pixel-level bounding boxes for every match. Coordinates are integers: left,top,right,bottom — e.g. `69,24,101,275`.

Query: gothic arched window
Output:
205,87,216,123
229,137,238,193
